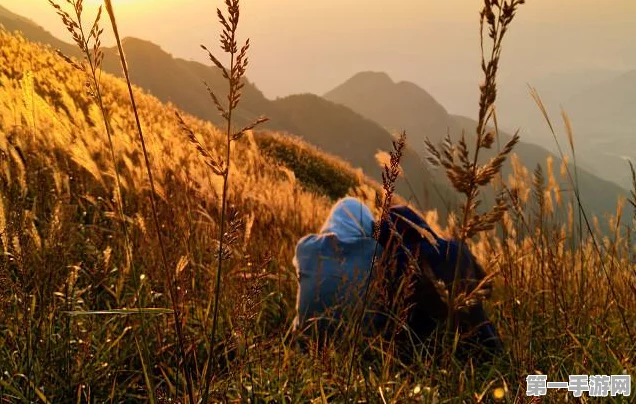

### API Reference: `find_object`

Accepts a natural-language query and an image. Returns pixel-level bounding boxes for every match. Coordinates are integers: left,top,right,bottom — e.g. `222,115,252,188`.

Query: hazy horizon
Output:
2,0,635,119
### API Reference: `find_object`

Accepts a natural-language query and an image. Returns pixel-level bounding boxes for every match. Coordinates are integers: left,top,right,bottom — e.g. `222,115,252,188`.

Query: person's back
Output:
293,197,383,343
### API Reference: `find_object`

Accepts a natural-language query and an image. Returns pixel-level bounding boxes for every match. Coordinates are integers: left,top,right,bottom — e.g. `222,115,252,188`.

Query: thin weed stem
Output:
344,131,406,401
529,88,634,343
48,0,153,398
424,0,525,353
103,1,195,402
180,2,268,401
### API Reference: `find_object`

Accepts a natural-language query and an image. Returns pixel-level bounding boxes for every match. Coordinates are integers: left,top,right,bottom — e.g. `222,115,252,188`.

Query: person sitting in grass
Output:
292,197,384,345
292,196,503,362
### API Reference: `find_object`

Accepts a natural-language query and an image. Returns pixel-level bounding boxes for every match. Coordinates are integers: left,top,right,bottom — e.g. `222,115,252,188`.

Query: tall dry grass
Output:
424,0,522,363
175,0,268,401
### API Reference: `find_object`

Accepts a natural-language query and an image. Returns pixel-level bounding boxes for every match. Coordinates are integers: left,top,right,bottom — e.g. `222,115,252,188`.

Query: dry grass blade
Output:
424,139,442,167
376,132,407,237
232,116,269,141
530,82,634,343
201,44,230,79
176,111,226,176
457,133,471,170
193,1,268,402
629,160,636,215
48,0,134,303
475,133,520,186
561,108,575,153
103,0,195,401
345,131,407,402
64,308,174,316
420,0,527,348
529,86,555,135
204,81,228,119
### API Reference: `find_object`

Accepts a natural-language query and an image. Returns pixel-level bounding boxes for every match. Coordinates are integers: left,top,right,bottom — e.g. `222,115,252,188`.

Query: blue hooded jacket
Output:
377,205,486,288
293,197,382,339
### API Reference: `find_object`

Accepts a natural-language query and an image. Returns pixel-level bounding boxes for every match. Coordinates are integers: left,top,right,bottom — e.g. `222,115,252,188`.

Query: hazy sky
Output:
3,0,635,117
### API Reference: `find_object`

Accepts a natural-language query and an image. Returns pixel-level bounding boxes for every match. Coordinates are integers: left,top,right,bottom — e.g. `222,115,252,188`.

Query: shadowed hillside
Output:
270,93,458,216
100,37,278,130
325,71,629,223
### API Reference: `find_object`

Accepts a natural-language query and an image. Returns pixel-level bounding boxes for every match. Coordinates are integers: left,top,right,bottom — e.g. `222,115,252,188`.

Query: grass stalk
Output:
424,0,524,354
529,89,634,343
48,0,155,399
103,0,195,402
174,1,268,401
344,131,406,401
48,0,132,305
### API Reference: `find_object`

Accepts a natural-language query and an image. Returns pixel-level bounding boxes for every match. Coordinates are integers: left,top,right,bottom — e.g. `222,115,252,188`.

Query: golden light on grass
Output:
492,387,505,401
375,150,404,177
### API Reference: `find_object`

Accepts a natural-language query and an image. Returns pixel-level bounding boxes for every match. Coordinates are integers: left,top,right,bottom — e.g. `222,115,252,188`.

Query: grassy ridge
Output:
0,29,339,400
0,20,635,404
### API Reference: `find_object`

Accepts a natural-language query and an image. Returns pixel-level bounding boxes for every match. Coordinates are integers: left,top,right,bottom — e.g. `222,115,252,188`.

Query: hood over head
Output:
319,197,375,240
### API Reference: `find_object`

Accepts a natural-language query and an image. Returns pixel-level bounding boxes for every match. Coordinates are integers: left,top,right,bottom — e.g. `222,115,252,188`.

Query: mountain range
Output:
324,71,630,219
493,67,636,189
0,4,628,224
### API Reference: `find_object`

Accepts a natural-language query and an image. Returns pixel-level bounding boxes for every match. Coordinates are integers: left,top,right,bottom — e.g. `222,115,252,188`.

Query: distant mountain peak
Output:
330,71,396,93
121,36,156,46
120,36,166,52
324,71,450,140
348,71,393,82
326,71,447,110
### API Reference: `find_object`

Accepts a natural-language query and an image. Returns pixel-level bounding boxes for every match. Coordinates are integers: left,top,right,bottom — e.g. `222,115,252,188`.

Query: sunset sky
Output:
2,0,635,118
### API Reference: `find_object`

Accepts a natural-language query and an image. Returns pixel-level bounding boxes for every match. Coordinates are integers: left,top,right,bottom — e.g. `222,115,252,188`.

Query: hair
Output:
375,205,500,364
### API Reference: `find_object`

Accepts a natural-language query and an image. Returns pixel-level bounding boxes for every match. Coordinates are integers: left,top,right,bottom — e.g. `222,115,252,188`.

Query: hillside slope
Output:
0,29,388,277
0,29,397,399
270,93,458,216
0,7,458,218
